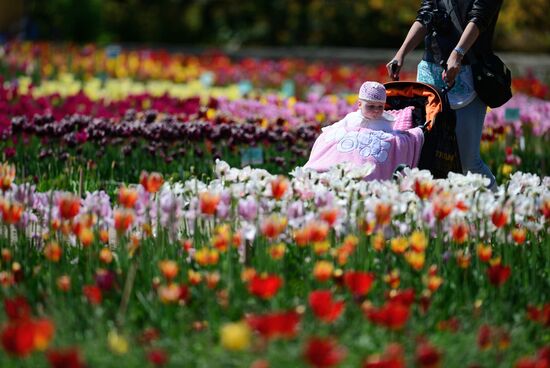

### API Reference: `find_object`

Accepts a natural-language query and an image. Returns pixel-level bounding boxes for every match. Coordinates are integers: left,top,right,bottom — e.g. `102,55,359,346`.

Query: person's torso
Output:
423,0,499,64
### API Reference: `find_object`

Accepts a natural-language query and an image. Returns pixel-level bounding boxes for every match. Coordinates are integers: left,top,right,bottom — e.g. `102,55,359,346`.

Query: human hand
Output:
386,55,404,81
442,52,462,87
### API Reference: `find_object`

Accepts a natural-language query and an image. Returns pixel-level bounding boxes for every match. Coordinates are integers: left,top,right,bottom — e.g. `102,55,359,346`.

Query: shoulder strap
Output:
440,0,478,63
441,0,464,32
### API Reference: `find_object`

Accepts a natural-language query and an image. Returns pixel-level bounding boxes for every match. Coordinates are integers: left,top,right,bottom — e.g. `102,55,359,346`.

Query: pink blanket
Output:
304,107,424,181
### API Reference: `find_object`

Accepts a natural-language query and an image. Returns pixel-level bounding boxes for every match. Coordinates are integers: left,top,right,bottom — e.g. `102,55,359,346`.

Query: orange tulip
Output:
194,248,219,266
491,209,508,228
140,171,164,193
0,163,16,192
455,250,471,269
157,283,181,304
118,186,139,209
32,319,55,351
99,229,110,244
476,243,492,262
232,231,242,248
390,237,409,254
371,232,385,251
409,230,428,252
99,248,113,264
114,209,135,234
269,243,286,260
427,275,443,292
308,221,329,242
56,275,71,292
383,270,401,289
212,224,231,252
205,272,220,289
199,192,220,216
375,203,392,227
405,251,425,271
320,207,339,226
313,240,330,256
261,215,287,239
1,248,11,262
293,227,311,246
241,268,257,283
313,261,334,283
78,227,94,247
414,179,435,200
1,201,23,225
511,227,527,245
188,270,202,285
359,218,376,236
159,260,179,281
44,242,62,262
58,194,80,220
432,193,453,221
270,176,289,200
451,223,469,244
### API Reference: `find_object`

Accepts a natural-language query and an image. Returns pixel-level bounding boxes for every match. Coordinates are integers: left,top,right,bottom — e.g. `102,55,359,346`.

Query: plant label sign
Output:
240,147,264,166
504,108,520,123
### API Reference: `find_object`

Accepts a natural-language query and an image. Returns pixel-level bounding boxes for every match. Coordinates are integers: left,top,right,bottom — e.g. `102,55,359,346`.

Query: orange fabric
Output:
386,84,442,130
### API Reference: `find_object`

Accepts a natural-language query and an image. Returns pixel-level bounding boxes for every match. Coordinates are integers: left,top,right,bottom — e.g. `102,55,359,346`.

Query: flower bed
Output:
0,162,548,366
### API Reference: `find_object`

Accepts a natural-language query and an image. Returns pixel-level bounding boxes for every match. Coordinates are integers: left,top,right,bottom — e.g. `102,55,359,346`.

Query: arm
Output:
444,0,503,85
387,21,427,80
443,22,480,86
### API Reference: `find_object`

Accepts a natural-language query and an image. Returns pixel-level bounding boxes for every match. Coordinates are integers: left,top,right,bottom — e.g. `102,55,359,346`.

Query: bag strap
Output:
439,0,478,64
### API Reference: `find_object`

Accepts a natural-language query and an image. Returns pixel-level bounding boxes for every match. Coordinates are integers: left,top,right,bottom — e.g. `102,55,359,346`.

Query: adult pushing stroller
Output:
384,81,462,178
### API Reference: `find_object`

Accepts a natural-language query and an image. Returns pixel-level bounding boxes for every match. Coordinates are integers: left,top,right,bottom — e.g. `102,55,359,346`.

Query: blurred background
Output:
1,0,549,52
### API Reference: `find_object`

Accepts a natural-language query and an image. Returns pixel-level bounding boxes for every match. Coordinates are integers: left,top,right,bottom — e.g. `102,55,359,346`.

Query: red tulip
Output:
344,271,375,297
309,290,345,323
1,320,35,357
4,296,31,322
487,264,511,286
526,303,550,327
248,274,283,299
364,300,410,330
46,348,86,368
477,324,492,350
147,348,169,367
386,288,415,307
363,343,405,368
246,310,300,340
83,285,103,305
303,337,347,368
416,340,442,368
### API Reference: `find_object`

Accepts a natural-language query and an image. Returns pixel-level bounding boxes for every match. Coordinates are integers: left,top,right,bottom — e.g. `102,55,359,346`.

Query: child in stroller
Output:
304,81,426,180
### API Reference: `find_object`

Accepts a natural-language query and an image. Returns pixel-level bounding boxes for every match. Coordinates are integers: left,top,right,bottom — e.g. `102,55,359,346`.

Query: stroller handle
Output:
439,60,455,94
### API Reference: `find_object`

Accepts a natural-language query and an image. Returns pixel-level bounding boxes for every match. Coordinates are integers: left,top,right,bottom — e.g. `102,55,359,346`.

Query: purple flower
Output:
238,197,257,221
287,200,304,219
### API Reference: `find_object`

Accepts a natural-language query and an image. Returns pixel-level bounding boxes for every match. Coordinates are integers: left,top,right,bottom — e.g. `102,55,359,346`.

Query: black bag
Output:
471,53,512,108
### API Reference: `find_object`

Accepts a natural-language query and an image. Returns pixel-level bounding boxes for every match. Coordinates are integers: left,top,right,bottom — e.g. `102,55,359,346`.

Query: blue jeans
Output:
454,96,496,188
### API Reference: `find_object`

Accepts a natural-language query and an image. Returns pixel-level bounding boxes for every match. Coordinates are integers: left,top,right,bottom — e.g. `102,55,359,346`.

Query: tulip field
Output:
0,43,549,367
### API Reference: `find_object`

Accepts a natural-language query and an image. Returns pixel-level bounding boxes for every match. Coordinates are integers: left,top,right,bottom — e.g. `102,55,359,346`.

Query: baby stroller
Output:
384,81,462,178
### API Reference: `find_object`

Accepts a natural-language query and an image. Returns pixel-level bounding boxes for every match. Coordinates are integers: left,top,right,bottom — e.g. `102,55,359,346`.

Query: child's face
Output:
359,99,385,120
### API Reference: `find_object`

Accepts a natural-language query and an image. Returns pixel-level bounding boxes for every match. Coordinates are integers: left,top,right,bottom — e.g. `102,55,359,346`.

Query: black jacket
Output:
415,0,503,64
